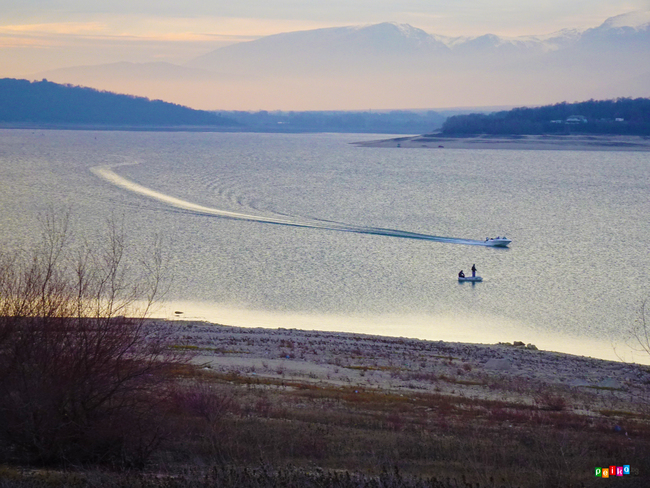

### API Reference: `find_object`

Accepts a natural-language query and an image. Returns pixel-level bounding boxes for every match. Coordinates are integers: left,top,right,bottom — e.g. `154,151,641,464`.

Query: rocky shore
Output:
159,320,650,417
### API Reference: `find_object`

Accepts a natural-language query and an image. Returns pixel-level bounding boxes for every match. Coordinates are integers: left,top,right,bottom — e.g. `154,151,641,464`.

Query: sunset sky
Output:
1,0,648,76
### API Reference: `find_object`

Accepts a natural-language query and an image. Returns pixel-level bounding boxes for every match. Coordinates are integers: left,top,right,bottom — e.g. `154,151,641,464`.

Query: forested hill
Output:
441,98,650,136
0,79,235,127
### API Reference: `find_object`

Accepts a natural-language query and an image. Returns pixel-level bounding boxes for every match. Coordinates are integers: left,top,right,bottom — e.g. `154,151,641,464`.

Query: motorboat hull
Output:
484,238,511,247
458,276,483,282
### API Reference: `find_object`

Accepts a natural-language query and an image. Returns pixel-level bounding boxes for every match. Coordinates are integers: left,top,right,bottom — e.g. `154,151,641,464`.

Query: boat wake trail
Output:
91,165,492,246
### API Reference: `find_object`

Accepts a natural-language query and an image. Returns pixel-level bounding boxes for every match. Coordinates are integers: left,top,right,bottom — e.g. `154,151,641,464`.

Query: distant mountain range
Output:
29,10,650,110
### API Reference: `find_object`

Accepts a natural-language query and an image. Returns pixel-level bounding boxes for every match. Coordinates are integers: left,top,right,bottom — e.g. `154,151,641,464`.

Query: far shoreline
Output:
353,133,650,151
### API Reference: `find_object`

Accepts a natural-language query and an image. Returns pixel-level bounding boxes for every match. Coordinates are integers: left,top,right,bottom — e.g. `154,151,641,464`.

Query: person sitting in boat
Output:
458,270,465,278
471,264,477,277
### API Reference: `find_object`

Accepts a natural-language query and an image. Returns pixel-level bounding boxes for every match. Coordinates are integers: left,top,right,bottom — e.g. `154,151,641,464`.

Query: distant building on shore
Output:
566,115,588,124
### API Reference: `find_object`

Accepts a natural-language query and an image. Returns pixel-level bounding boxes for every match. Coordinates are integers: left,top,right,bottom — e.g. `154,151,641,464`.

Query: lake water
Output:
1,129,649,362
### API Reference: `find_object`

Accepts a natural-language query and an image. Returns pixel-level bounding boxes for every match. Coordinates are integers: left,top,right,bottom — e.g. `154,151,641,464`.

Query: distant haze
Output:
8,9,650,110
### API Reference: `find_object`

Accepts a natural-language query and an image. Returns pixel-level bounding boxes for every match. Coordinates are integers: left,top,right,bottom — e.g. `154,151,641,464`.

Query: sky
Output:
1,0,649,77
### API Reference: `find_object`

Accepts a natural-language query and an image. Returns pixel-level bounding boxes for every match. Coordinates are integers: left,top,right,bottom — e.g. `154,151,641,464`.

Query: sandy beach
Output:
353,134,650,151
159,320,650,417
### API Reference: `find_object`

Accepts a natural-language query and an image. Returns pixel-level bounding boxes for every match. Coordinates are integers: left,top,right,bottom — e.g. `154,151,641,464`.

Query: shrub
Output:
0,212,179,466
534,391,567,412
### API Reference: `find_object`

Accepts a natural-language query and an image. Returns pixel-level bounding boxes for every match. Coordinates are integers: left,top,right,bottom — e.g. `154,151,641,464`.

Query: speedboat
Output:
484,237,511,247
459,275,482,282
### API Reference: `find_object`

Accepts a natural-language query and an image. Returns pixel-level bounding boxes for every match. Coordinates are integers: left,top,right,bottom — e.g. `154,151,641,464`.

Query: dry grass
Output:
1,357,649,487
3,319,650,487
138,363,650,487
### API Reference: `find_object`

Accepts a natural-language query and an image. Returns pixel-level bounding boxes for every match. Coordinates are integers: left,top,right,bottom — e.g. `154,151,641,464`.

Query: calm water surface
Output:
1,130,649,362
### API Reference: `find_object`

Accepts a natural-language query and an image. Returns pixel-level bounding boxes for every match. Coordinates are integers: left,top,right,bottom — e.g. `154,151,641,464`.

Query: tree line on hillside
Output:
220,110,446,134
0,78,446,133
0,79,234,127
440,98,650,135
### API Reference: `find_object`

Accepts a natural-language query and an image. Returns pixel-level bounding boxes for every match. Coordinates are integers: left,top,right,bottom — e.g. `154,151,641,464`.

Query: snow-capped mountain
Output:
186,12,649,74
599,10,650,29
32,12,650,110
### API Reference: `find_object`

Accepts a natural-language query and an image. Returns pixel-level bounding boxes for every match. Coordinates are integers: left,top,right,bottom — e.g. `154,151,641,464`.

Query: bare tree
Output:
632,299,650,358
0,211,179,466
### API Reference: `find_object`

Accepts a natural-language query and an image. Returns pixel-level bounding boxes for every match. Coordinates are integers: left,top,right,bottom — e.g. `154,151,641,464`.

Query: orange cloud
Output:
1,22,107,35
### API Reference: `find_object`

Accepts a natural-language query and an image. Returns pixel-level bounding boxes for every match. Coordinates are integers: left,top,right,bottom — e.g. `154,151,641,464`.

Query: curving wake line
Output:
91,165,493,246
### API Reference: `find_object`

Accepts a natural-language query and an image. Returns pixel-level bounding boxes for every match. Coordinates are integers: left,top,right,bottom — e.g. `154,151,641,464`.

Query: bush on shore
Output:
0,212,178,467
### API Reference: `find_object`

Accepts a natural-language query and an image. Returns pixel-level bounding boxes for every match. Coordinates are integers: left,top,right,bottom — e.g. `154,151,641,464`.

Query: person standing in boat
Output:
471,264,477,277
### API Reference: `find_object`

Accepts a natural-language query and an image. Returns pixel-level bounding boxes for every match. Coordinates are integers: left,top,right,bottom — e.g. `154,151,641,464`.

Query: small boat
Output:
459,276,483,282
484,237,511,247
